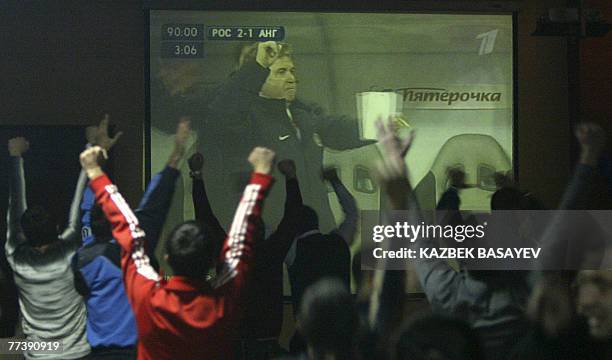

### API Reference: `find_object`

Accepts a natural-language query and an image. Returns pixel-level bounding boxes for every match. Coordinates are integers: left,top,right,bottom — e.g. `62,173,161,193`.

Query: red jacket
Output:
91,172,273,360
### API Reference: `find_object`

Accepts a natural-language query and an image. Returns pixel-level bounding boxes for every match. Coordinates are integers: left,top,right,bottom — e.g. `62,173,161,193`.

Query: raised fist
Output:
248,147,275,174
174,118,191,157
256,41,281,68
277,159,296,178
188,152,204,172
576,123,606,153
94,114,123,150
375,118,412,180
321,167,339,182
80,146,107,171
8,137,30,157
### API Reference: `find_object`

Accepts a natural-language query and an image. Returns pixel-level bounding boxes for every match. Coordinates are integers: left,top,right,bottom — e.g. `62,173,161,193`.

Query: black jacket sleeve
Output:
208,61,270,129
258,177,303,260
192,176,227,257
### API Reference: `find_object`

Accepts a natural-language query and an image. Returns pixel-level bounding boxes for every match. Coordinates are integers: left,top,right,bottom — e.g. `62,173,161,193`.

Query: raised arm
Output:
323,168,358,245
559,123,606,210
189,152,226,255
539,123,607,270
135,119,189,255
370,120,460,331
80,116,123,245
80,188,96,245
278,159,303,214
81,146,134,254
259,159,303,257
208,42,277,121
311,111,374,151
368,121,413,332
212,147,275,294
58,169,87,243
81,146,159,308
5,137,30,258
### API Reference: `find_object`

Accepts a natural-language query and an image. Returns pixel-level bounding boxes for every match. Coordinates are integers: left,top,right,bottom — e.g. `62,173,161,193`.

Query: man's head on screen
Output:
238,42,297,102
260,56,297,101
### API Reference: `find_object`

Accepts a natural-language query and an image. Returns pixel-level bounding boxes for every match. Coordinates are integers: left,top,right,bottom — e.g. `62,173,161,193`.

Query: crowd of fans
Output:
0,115,610,360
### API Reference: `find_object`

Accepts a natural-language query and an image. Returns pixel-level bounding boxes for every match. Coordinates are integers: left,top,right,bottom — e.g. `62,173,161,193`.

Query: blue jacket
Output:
73,166,179,348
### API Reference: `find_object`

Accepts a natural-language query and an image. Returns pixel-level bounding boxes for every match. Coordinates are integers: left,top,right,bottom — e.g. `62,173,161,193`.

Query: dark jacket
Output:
209,61,367,232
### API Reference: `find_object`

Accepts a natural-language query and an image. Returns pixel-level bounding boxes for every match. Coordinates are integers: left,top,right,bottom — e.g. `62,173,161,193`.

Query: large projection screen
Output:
147,10,515,270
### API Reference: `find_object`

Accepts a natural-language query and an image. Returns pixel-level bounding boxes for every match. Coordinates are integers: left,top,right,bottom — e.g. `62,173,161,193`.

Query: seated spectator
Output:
5,136,90,359
82,137,275,360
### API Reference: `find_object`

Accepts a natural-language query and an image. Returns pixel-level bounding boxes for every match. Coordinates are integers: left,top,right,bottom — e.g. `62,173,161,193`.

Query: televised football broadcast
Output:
148,10,513,255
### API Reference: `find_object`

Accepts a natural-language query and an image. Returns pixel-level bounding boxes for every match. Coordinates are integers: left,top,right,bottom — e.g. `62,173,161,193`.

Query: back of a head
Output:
165,221,212,277
298,205,319,234
20,205,58,247
491,187,524,210
298,278,358,359
491,187,544,211
395,315,483,360
90,204,113,242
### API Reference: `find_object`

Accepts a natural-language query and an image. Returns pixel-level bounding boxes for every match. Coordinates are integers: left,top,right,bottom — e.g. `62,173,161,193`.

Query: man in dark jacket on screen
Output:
209,41,370,232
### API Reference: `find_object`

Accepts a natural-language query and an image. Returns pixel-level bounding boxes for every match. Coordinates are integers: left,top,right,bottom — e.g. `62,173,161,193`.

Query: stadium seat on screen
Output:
323,145,383,225
414,134,511,211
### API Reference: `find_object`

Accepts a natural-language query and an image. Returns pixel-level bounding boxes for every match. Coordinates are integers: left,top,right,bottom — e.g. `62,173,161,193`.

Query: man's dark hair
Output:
298,205,319,234
165,221,212,277
90,204,113,242
491,187,524,210
395,314,483,360
298,278,358,359
20,205,58,247
491,187,545,211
